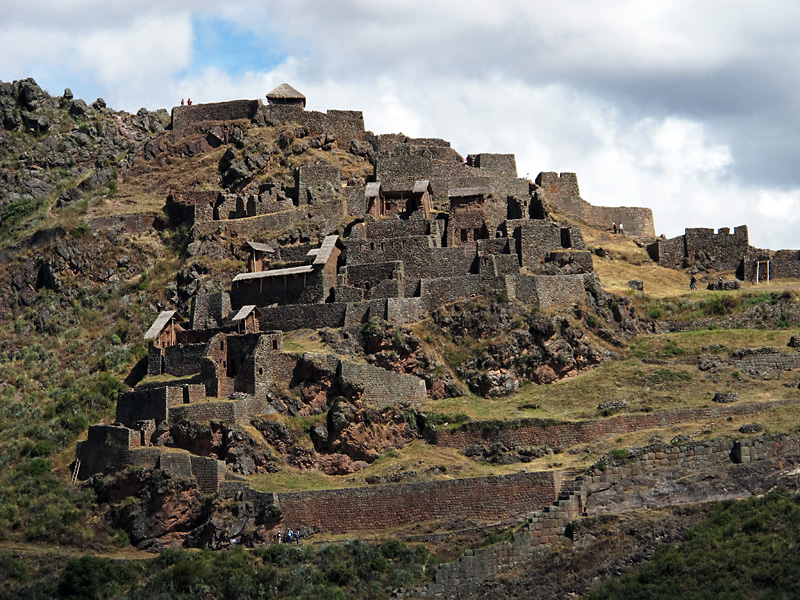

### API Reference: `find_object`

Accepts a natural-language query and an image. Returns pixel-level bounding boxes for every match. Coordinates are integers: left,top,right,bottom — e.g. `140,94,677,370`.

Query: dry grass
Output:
424,327,800,425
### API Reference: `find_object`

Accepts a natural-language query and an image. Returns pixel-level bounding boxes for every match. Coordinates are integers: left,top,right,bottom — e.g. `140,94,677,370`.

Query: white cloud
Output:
3,0,800,249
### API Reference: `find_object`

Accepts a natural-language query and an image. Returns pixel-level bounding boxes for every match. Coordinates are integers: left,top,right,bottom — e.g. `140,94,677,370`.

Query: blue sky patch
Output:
190,15,286,75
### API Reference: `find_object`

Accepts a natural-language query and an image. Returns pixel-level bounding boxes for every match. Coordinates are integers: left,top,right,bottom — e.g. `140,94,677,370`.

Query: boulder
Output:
712,391,738,404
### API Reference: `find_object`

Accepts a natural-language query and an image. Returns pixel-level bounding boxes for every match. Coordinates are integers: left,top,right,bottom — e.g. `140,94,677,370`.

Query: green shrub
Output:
703,294,737,316
660,340,685,358
608,448,629,461
646,305,663,319
112,529,130,548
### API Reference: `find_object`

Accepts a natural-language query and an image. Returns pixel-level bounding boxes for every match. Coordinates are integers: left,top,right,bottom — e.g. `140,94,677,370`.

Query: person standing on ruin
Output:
181,99,184,106
187,98,192,106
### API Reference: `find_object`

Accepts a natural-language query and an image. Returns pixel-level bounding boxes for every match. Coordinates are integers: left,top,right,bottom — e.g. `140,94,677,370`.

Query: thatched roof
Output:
246,241,274,252
266,83,306,106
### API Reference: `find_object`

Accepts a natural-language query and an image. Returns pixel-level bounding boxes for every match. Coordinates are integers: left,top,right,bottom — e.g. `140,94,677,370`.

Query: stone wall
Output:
386,297,426,324
171,100,261,130
427,399,800,449
117,388,170,427
276,471,560,533
582,205,655,238
259,303,349,330
158,452,226,493
511,274,587,310
190,455,227,494
260,106,367,147
648,226,749,272
339,361,427,408
419,274,506,310
340,261,403,297
730,347,800,375
413,478,587,597
744,249,800,281
192,207,308,242
76,425,138,478
165,191,218,225
685,226,748,271
360,218,435,241
347,238,477,281
647,236,685,268
536,172,580,198
191,291,232,330
168,396,270,426
296,165,341,205
164,343,208,377
410,431,800,596
86,213,159,235
535,171,655,238
467,154,518,177
509,220,565,271
545,250,594,273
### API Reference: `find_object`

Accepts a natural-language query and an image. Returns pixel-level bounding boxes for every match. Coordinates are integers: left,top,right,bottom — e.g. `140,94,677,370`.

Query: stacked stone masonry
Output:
730,347,800,374
427,399,800,450
647,226,748,273
276,471,560,533
408,431,800,597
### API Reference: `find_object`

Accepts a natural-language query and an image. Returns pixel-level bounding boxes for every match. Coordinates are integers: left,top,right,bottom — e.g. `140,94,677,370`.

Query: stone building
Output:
231,235,343,306
647,226,749,273
266,83,306,107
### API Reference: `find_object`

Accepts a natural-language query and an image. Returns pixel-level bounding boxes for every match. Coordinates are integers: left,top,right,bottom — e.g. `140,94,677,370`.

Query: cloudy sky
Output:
2,0,799,249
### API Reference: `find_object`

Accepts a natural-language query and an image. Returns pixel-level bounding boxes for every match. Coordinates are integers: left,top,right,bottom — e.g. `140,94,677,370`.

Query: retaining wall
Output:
730,348,800,373
339,361,427,408
276,471,560,533
409,431,800,596
427,399,800,449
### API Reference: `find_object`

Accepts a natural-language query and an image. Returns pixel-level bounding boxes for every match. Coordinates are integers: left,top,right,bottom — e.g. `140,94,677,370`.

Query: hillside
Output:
1,78,800,599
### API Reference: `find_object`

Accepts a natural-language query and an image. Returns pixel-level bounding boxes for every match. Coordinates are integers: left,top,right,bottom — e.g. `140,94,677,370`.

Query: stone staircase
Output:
403,475,588,598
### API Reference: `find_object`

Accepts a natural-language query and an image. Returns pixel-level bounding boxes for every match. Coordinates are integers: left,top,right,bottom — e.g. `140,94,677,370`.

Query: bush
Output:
57,555,140,600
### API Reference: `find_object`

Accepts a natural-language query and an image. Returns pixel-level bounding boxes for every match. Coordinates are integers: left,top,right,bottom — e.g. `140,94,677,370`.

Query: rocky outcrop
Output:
0,77,168,217
166,420,277,475
430,296,616,395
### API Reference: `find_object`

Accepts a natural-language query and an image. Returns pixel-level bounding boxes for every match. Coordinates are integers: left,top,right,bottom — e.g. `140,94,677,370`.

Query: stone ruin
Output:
76,83,622,495
74,84,800,553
